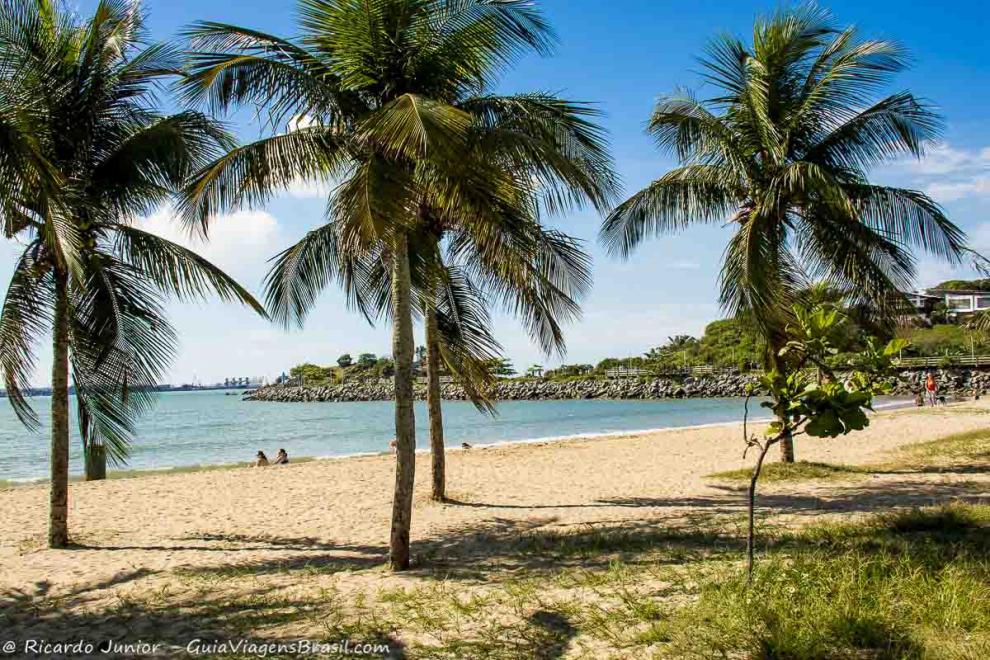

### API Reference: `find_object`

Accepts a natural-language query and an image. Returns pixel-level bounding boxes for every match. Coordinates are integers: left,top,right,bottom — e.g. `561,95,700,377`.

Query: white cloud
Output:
892,144,990,203
926,177,990,203
135,207,281,288
285,178,333,199
902,145,975,175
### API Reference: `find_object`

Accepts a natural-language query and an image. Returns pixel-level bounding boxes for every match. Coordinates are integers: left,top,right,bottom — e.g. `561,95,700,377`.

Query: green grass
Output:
705,428,990,484
891,427,990,466
353,504,990,658
707,460,870,483
660,503,990,659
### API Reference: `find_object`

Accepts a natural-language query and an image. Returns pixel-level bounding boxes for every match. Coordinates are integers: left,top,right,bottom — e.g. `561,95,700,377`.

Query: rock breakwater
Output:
244,367,990,403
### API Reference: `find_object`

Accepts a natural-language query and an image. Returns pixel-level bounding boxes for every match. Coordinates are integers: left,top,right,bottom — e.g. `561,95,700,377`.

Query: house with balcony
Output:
905,287,990,318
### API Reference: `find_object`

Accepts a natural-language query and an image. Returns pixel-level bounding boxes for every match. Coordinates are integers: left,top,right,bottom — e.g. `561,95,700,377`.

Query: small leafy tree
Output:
375,357,395,379
289,363,331,386
357,353,378,369
337,354,353,368
743,306,907,579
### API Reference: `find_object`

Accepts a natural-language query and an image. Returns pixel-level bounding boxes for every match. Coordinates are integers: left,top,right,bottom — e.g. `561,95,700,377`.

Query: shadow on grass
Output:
0,581,404,658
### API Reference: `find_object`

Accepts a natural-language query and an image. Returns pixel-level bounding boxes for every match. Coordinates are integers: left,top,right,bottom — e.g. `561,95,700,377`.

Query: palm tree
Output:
319,219,595,502
179,0,614,568
317,94,613,503
0,0,265,548
601,5,966,462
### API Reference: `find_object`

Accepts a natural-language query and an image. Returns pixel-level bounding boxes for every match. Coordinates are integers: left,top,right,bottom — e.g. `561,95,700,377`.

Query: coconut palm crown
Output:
601,5,966,350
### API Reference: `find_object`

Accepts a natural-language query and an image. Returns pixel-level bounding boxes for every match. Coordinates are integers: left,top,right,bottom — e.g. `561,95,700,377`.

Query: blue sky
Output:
4,0,990,385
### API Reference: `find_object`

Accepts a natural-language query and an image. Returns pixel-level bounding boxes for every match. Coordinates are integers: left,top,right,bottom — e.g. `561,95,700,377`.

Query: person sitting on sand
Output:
914,392,924,407
253,451,269,467
272,448,289,465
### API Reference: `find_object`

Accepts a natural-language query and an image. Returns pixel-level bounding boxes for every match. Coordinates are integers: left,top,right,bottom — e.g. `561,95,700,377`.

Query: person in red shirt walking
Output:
925,372,938,406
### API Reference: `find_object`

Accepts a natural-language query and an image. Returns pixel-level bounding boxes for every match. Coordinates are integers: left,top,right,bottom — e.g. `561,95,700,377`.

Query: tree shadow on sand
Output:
171,468,988,584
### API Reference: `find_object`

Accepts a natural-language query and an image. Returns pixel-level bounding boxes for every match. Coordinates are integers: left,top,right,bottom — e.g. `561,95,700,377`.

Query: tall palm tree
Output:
179,0,614,568
0,0,265,548
601,5,966,462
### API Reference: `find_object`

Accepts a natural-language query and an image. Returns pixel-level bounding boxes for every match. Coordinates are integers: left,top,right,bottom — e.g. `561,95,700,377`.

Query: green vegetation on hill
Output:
288,354,396,386
896,324,990,358
932,279,990,291
290,318,990,388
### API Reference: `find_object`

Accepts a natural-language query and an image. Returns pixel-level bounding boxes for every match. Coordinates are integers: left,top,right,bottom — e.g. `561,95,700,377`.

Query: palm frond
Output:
600,165,738,257
180,21,356,122
432,266,501,413
0,242,54,427
805,92,943,173
360,93,472,162
94,111,236,218
179,126,351,232
461,93,619,214
850,185,966,262
113,225,266,315
264,220,378,328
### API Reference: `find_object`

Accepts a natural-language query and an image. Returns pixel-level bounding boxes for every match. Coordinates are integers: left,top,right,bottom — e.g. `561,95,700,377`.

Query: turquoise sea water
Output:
0,390,906,482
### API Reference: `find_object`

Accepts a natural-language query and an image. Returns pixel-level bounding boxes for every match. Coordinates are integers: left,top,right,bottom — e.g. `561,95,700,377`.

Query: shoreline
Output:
0,397,915,489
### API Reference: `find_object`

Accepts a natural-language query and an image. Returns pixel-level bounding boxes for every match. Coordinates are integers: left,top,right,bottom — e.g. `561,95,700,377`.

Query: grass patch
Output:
707,460,869,483
661,502,990,658
891,427,990,467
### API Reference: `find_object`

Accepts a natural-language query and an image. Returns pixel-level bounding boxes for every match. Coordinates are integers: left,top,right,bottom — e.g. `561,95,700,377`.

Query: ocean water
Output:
0,390,904,482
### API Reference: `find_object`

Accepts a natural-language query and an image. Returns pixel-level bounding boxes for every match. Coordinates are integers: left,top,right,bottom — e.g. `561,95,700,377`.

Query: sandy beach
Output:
1,402,988,650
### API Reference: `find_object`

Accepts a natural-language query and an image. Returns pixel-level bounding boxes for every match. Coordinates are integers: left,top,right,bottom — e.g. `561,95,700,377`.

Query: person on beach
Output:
914,392,924,407
272,448,289,465
389,438,397,452
925,373,938,406
253,451,269,467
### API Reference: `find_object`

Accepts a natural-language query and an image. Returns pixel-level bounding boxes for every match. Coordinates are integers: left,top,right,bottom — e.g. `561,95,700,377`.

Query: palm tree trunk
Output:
85,443,106,481
49,269,70,548
767,331,796,464
425,300,445,502
389,233,416,571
